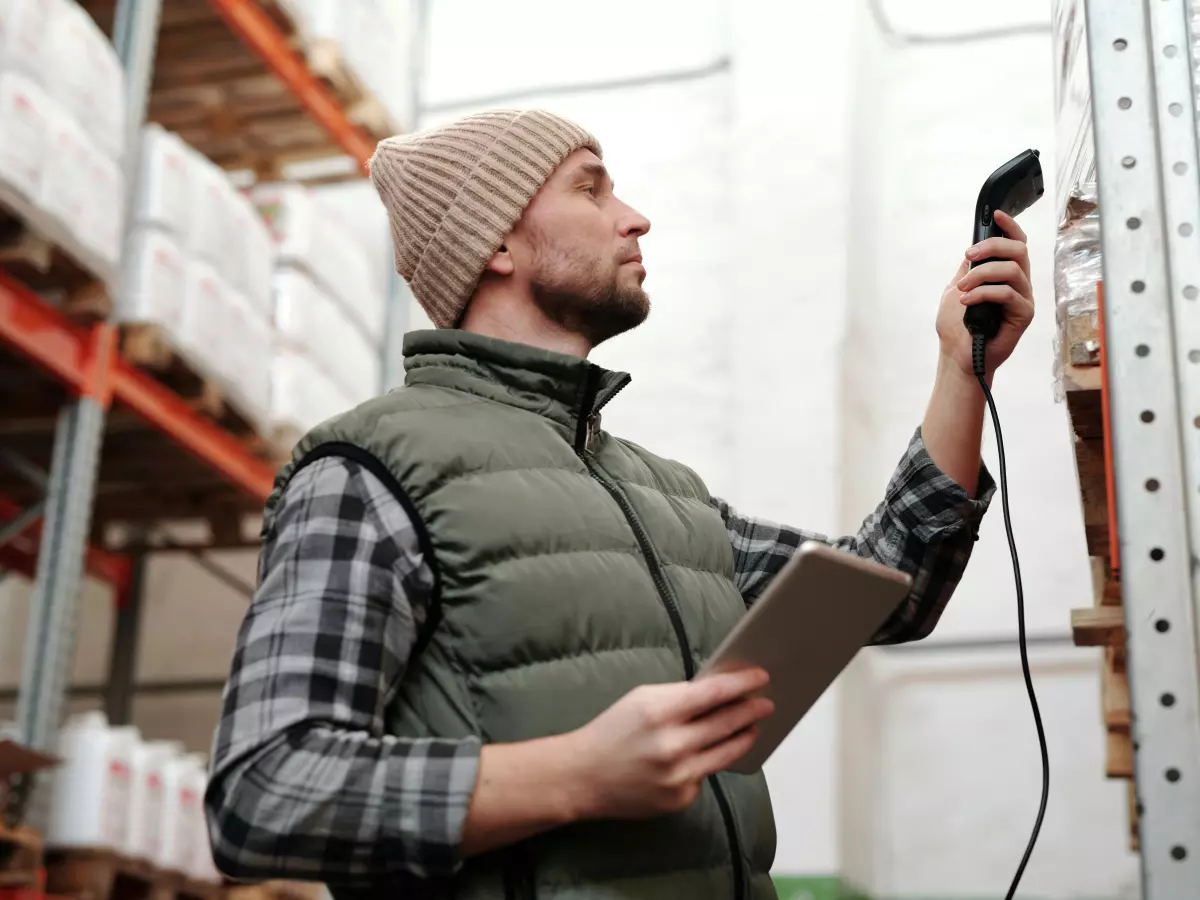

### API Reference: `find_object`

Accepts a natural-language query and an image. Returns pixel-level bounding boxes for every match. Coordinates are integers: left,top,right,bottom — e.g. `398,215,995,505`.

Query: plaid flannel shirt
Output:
206,425,994,885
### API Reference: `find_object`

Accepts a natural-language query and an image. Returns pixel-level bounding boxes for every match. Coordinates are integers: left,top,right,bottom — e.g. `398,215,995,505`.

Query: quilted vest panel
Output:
262,331,778,900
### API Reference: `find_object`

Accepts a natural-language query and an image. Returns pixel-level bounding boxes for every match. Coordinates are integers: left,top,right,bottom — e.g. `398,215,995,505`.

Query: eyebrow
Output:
573,161,612,188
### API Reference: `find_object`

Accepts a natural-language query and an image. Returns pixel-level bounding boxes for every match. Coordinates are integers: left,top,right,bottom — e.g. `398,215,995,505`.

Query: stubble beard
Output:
528,233,650,348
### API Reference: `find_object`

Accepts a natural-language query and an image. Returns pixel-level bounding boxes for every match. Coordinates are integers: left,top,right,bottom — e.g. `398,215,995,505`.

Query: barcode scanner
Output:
964,149,1047,900
965,149,1045,374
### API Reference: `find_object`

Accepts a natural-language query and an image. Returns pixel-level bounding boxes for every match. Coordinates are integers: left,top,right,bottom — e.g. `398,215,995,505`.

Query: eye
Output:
583,184,596,196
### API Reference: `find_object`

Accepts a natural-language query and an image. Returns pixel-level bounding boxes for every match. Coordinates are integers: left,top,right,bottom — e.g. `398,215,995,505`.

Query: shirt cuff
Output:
884,426,996,542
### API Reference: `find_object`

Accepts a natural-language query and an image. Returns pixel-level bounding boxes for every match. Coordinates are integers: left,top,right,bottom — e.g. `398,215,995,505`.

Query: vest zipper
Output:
575,367,748,900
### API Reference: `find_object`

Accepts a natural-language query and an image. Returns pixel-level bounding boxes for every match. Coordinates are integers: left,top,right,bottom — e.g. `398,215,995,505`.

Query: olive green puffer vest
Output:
263,330,778,900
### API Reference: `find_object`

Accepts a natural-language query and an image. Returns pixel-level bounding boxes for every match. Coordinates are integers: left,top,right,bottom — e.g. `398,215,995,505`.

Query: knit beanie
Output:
368,109,602,328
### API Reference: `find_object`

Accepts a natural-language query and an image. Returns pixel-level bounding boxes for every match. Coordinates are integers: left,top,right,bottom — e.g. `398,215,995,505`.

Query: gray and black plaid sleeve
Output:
205,456,480,884
711,425,995,644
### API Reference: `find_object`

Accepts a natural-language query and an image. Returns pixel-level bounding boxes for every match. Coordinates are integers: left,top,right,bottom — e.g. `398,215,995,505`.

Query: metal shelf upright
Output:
1080,0,1200,894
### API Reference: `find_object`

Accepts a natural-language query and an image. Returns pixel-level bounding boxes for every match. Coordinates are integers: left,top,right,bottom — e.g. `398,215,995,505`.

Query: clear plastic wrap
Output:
1052,0,1096,221
273,266,382,403
1052,183,1102,401
251,181,386,345
130,125,194,240
0,70,50,202
116,227,187,331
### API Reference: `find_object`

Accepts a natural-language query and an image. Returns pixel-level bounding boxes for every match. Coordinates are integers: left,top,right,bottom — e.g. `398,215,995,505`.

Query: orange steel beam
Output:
0,271,92,394
0,273,276,504
207,0,378,170
109,364,276,500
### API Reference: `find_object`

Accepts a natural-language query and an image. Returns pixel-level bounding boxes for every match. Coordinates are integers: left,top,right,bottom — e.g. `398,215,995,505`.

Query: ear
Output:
485,242,515,276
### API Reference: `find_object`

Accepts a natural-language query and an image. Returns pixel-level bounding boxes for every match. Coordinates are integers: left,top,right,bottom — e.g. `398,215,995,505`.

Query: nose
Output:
619,201,650,238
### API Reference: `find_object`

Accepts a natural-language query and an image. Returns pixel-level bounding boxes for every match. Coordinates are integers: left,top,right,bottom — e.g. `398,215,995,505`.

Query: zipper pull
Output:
585,413,601,454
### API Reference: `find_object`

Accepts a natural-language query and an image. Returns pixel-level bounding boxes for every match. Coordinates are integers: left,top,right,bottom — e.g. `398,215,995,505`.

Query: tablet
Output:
695,540,913,774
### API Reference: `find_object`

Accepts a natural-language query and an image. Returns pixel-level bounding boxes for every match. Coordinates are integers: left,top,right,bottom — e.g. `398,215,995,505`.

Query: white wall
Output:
838,0,1142,896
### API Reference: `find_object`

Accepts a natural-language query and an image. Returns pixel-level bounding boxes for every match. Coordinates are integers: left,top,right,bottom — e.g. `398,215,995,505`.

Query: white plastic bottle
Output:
124,739,181,862
44,712,137,850
159,751,207,875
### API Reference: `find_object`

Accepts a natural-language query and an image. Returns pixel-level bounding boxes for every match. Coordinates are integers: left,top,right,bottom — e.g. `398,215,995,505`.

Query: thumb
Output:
952,258,969,280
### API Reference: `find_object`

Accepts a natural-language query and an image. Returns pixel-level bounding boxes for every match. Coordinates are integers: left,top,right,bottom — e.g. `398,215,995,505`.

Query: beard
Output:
527,226,650,347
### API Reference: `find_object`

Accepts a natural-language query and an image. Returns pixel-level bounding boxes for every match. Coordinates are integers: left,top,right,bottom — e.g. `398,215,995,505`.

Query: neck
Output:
459,283,592,358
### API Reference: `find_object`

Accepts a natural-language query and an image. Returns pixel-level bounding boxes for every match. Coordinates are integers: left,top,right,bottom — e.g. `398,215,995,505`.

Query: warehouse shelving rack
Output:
1061,0,1200,896
0,0,389,827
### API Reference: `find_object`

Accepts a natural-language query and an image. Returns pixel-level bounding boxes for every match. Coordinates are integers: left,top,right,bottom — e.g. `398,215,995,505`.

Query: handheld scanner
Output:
964,149,1044,340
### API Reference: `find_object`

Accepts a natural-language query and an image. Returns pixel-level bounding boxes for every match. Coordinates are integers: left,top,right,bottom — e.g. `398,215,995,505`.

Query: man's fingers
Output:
966,236,1029,269
956,260,1031,299
686,726,761,781
993,209,1028,243
959,285,1035,322
669,667,770,722
682,695,774,754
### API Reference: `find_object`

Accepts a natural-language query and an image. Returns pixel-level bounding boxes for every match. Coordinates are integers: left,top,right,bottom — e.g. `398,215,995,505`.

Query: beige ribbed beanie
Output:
368,109,602,328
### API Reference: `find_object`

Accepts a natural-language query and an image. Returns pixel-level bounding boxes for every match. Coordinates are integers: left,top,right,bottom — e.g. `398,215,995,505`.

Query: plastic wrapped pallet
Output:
188,149,240,269
43,0,124,161
1053,183,1102,400
274,266,382,403
251,182,386,343
270,347,355,437
0,0,52,84
285,0,413,128
36,95,91,233
1052,0,1094,221
220,289,274,425
84,147,125,270
228,189,276,318
117,227,187,331
0,69,50,203
131,124,194,241
179,260,231,382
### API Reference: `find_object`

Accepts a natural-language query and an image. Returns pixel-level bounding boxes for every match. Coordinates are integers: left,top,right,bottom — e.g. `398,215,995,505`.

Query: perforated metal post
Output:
9,0,162,826
1084,0,1200,894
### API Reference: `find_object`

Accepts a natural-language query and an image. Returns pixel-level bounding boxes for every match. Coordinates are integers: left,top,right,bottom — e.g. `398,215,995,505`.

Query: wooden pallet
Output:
0,822,43,888
44,849,221,900
78,0,397,181
0,184,113,321
120,323,268,452
1064,281,1140,852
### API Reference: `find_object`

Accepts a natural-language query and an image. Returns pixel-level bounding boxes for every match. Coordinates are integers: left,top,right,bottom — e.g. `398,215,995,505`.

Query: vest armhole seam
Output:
292,441,444,660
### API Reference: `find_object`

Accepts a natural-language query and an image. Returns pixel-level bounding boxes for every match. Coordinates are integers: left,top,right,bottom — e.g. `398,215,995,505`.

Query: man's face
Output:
505,148,652,347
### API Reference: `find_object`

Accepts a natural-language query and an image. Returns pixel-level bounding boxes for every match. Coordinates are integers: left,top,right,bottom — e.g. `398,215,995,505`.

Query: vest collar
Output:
401,329,631,451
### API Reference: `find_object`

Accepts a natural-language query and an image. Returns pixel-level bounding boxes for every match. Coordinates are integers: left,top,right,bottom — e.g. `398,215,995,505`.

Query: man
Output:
206,109,1034,899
